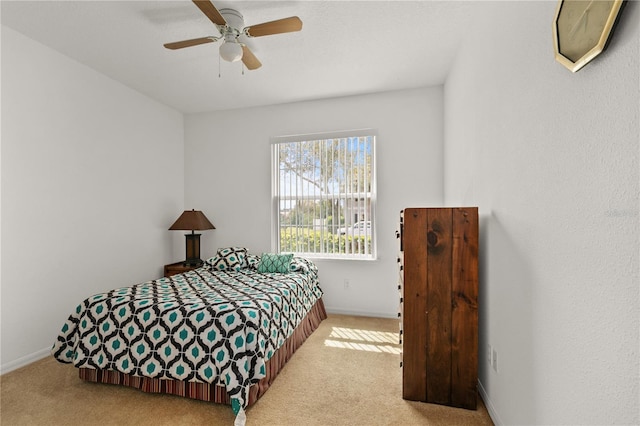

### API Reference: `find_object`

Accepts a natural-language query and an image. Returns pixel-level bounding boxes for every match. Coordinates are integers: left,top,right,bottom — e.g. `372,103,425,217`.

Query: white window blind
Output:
271,130,377,260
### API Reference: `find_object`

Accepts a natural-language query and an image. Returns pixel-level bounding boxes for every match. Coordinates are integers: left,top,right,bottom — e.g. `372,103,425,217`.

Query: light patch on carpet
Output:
324,327,401,354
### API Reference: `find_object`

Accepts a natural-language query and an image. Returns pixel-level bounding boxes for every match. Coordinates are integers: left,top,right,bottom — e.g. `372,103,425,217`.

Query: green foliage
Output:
280,227,371,255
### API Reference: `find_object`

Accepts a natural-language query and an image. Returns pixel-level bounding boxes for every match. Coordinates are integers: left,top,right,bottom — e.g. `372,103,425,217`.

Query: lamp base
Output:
184,233,203,267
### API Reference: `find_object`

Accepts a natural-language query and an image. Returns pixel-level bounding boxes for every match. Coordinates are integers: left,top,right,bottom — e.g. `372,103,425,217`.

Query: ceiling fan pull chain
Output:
218,54,221,78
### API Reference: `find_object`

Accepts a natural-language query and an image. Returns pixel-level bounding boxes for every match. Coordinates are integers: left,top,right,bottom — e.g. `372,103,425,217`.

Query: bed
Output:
52,249,327,426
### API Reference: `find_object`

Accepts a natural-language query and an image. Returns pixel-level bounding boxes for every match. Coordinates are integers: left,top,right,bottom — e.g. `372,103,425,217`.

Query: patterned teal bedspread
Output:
52,258,323,415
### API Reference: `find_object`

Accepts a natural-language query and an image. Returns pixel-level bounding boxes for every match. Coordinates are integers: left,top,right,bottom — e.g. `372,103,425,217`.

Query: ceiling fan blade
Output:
192,0,226,26
245,16,302,37
164,37,217,50
241,45,262,70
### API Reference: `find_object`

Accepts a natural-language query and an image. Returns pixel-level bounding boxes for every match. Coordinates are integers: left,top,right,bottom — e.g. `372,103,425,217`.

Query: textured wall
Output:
444,1,639,424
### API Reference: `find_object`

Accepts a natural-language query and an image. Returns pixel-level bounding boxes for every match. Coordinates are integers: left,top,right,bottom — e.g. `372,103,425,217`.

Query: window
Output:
271,130,376,259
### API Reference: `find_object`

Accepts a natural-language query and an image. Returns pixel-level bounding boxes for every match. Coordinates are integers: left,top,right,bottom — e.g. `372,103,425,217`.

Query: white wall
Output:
1,27,185,372
444,2,639,424
184,88,444,317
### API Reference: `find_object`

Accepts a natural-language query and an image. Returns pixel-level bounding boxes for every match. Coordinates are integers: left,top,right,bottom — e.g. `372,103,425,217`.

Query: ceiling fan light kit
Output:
164,0,303,71
219,38,243,62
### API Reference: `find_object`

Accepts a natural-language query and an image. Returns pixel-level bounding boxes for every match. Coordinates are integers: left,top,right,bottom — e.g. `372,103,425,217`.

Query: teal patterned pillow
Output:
245,254,260,269
289,256,319,280
257,253,294,273
289,256,311,273
209,247,247,271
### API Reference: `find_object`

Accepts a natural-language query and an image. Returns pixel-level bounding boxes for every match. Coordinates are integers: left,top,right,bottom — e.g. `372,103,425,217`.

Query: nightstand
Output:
163,261,200,278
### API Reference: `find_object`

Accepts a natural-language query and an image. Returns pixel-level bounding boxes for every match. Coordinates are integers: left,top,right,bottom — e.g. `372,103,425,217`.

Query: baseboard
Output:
325,307,398,319
1,347,51,375
478,379,503,425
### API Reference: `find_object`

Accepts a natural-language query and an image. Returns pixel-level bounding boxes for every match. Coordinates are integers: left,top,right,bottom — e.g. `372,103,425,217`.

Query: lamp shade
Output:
169,210,215,231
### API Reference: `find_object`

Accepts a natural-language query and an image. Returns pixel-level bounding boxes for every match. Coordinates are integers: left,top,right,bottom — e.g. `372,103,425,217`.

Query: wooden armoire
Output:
398,207,478,410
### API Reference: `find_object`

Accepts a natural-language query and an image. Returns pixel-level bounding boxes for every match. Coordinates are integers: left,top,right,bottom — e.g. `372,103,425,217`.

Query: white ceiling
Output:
1,0,480,114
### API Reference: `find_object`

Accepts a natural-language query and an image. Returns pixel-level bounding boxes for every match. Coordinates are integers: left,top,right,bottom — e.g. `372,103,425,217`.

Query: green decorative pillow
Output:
257,253,294,273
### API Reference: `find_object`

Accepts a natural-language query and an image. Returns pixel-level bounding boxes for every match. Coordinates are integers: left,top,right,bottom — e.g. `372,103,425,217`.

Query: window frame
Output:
270,129,377,260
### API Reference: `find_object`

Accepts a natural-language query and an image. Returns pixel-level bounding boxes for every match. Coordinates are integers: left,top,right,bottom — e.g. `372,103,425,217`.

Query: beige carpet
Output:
0,314,493,425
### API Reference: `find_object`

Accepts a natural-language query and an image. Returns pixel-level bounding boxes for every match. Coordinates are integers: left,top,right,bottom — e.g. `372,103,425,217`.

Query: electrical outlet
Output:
487,344,492,365
344,279,350,289
492,348,498,372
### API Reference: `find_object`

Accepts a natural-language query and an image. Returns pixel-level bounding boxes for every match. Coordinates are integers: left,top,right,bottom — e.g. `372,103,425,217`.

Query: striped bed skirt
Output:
79,298,327,407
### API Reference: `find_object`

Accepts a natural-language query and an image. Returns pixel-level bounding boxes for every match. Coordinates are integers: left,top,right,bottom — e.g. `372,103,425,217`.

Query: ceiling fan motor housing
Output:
218,9,245,37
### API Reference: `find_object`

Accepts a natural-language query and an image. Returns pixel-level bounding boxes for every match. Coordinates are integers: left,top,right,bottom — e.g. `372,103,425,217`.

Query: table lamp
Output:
169,209,215,266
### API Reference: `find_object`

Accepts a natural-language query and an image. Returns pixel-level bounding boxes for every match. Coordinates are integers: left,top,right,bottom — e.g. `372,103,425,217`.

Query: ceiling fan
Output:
164,0,303,70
